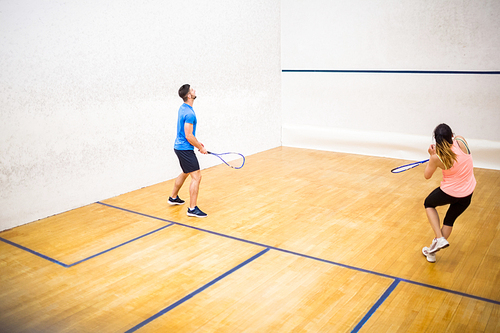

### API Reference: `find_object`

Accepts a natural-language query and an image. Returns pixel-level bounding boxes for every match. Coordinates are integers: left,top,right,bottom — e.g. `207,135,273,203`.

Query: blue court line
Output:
124,248,270,333
0,224,173,268
282,69,500,75
351,279,401,333
0,236,69,267
66,224,174,267
97,202,500,307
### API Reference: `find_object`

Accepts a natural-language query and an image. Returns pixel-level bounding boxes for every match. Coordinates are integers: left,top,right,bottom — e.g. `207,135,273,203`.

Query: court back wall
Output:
0,0,281,231
281,0,500,169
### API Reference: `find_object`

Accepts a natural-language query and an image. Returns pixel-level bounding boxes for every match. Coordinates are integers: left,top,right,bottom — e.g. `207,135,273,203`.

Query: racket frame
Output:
391,159,429,173
208,151,245,169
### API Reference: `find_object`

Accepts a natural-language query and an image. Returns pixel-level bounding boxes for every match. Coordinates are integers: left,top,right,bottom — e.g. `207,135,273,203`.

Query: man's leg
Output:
188,170,202,209
171,172,189,199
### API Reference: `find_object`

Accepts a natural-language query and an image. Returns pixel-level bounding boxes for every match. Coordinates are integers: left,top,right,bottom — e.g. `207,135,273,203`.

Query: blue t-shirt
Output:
174,103,197,150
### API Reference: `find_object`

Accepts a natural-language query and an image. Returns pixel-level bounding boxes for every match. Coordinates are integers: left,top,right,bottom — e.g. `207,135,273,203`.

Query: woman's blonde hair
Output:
434,123,457,169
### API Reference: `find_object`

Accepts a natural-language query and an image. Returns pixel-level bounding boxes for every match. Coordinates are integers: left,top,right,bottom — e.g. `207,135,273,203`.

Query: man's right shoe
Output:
427,237,449,254
187,206,207,218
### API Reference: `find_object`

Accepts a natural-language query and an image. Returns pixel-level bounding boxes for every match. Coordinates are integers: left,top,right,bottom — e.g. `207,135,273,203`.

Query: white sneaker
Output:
428,237,449,254
422,247,436,263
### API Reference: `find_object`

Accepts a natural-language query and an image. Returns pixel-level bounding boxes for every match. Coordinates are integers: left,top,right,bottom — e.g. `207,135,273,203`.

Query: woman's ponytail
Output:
433,124,457,169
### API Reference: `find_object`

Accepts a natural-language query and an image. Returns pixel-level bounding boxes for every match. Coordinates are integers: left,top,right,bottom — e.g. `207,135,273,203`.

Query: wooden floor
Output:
1,147,499,332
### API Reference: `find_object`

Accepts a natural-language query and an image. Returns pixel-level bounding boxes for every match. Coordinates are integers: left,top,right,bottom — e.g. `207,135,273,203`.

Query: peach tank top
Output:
440,140,476,198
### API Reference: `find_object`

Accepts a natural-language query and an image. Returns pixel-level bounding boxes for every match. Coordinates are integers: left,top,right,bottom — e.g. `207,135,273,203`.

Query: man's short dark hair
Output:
178,84,190,101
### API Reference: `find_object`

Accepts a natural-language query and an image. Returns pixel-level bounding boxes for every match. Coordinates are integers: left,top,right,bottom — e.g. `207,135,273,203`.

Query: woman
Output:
422,123,476,263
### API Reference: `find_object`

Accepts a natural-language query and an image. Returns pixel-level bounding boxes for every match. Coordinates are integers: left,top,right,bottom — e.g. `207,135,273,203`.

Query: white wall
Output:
0,0,281,231
282,0,500,169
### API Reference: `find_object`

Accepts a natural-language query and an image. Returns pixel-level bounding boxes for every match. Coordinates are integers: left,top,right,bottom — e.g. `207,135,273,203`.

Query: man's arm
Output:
184,122,207,154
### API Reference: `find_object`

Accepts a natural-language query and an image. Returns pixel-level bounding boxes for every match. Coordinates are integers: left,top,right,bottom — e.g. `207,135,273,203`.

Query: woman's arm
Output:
424,144,442,179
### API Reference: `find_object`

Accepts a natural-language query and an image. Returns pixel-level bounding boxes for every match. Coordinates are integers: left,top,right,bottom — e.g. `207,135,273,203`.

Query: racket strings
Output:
391,159,429,173
209,152,245,169
227,157,245,168
391,163,419,173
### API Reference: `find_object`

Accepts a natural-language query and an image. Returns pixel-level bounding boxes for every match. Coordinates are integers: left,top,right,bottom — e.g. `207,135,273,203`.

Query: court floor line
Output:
0,236,68,267
97,202,500,307
0,224,174,268
124,248,271,333
350,279,401,333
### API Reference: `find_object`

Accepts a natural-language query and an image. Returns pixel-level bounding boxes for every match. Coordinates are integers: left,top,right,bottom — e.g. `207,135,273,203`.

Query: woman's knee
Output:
424,197,436,209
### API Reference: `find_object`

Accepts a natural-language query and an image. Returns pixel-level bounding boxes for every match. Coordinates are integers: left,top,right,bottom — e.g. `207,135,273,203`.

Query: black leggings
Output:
424,187,473,227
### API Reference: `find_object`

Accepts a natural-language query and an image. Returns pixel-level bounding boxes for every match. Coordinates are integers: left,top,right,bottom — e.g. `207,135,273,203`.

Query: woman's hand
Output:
428,144,436,156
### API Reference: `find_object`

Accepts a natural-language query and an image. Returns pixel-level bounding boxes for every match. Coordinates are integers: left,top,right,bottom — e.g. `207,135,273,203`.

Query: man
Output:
168,84,208,218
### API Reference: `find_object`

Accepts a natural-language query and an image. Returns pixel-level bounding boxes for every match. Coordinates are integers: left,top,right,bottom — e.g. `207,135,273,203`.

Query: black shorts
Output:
424,187,473,227
174,149,200,174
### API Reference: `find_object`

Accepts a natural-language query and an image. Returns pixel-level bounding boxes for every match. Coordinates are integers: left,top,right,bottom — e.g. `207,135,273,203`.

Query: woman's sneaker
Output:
428,237,449,254
422,247,436,263
187,206,207,218
168,196,185,205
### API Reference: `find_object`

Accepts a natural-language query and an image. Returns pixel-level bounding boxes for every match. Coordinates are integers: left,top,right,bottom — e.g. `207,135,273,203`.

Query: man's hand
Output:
184,123,207,154
199,143,208,154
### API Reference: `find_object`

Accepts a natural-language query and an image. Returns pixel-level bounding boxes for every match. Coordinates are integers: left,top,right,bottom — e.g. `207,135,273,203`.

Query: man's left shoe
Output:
168,196,185,205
